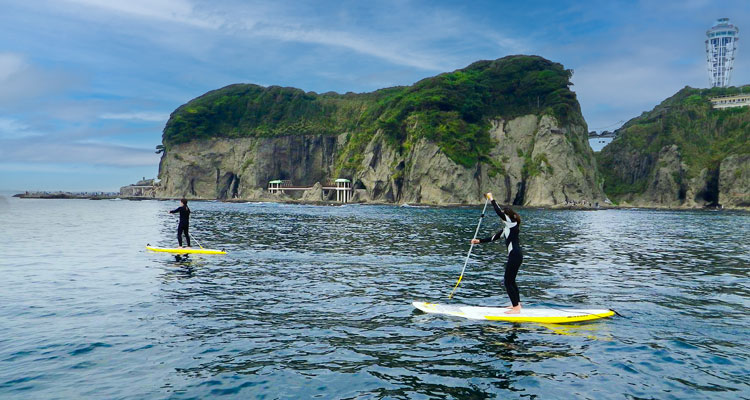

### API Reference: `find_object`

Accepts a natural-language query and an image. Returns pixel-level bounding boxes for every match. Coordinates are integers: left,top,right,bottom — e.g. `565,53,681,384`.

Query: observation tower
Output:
705,18,739,88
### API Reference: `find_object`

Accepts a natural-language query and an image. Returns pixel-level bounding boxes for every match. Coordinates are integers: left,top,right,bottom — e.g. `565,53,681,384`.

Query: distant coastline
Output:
15,191,134,200
12,191,745,212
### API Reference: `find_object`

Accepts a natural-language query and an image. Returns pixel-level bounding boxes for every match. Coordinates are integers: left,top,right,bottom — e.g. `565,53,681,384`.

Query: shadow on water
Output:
158,255,206,279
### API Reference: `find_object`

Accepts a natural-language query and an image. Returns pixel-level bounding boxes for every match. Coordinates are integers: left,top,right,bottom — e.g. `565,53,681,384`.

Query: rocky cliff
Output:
157,55,606,206
597,86,750,209
719,154,750,208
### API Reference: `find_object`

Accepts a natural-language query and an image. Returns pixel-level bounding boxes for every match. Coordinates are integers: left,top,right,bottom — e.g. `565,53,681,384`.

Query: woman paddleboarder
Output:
471,193,523,314
169,198,191,248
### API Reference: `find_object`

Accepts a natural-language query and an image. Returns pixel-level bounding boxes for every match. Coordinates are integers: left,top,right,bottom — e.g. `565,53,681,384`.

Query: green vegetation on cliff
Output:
162,55,581,170
597,85,750,199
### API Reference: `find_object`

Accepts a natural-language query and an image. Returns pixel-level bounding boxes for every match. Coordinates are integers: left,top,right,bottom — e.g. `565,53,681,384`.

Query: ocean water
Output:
0,195,748,399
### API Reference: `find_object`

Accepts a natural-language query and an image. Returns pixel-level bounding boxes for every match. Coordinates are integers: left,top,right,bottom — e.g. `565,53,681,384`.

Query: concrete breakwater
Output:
14,191,155,201
15,191,119,199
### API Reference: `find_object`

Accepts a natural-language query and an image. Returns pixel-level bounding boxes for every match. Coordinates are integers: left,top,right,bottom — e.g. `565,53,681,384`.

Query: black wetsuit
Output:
479,200,523,306
170,206,191,247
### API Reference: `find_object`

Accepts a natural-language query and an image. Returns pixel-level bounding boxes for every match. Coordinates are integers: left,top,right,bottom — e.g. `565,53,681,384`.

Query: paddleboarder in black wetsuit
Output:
471,193,524,314
169,198,191,248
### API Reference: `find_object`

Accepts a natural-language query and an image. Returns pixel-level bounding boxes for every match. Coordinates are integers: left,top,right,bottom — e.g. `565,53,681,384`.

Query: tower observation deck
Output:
706,18,739,88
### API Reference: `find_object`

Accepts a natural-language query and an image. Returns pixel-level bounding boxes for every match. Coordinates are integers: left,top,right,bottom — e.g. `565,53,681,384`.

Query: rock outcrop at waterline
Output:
157,55,606,206
597,86,750,209
718,154,750,208
158,135,340,201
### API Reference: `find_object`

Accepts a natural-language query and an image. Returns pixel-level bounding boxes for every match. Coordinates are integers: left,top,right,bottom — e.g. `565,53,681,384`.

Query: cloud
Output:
0,52,78,106
548,2,749,131
0,117,40,139
230,7,522,72
0,162,96,174
100,111,170,122
55,0,486,72
575,57,702,106
0,53,26,80
0,139,160,167
63,0,221,29
252,25,447,71
6,0,747,172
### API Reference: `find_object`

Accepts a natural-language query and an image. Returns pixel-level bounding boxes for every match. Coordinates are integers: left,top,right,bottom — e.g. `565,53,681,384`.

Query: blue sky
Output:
1,0,748,191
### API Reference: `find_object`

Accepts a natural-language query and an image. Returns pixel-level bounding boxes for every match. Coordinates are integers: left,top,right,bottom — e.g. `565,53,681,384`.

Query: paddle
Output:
188,231,204,249
449,195,490,299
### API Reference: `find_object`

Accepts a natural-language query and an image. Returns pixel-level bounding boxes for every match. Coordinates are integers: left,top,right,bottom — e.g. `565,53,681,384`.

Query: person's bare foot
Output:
505,305,522,314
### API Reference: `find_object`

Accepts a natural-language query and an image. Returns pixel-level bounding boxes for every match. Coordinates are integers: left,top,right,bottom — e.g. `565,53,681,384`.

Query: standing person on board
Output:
169,198,191,248
471,193,524,314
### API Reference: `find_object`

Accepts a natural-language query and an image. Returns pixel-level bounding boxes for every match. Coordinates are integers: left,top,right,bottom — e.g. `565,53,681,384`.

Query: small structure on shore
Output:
334,179,352,203
268,178,353,203
120,177,157,197
267,180,290,193
710,93,750,109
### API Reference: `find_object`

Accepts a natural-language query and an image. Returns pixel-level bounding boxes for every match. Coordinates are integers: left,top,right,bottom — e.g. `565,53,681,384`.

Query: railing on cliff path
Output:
267,178,352,202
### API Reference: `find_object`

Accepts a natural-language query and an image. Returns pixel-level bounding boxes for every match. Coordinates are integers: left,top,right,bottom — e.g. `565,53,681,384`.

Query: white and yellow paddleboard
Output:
412,301,614,324
146,245,226,255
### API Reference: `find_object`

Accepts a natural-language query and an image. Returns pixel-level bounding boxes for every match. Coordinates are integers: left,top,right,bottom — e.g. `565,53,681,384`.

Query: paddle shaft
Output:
188,231,204,249
449,197,490,299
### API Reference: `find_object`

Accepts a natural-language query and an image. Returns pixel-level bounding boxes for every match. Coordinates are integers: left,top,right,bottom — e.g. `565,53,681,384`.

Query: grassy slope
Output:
597,85,750,199
162,55,583,172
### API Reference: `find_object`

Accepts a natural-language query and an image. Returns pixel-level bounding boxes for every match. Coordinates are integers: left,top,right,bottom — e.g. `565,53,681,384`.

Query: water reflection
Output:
158,255,206,279
147,203,747,397
3,197,746,398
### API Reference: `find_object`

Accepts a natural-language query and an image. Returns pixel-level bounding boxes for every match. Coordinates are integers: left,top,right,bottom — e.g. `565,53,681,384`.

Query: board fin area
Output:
412,301,614,324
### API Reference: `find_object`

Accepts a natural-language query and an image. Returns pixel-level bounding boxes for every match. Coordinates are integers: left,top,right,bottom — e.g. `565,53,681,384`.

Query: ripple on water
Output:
0,200,748,398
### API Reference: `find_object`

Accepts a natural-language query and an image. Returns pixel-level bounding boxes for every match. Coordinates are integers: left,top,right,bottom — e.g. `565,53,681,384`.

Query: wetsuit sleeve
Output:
490,199,503,217
170,207,180,214
476,200,507,243
478,230,504,243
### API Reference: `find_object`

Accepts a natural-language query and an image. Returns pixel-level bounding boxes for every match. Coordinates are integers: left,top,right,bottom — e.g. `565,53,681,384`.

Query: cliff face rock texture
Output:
156,55,606,205
158,113,605,205
158,135,341,199
610,144,687,208
719,154,750,208
374,114,603,205
597,86,750,209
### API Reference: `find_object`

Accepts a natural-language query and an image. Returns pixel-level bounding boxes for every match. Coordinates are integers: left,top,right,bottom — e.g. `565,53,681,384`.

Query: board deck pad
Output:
413,301,614,323
146,245,226,255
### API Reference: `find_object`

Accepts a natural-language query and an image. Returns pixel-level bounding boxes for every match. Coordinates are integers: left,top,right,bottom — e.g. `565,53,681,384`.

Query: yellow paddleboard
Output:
412,301,614,324
146,245,226,255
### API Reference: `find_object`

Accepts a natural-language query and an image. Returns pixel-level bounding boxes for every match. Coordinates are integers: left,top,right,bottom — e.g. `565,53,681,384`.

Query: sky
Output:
1,0,748,192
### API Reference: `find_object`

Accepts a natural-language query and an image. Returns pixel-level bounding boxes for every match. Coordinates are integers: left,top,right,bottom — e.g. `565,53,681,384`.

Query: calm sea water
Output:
0,194,748,399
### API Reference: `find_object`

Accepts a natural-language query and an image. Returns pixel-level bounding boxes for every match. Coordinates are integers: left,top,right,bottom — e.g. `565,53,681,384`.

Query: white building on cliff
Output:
706,18,739,88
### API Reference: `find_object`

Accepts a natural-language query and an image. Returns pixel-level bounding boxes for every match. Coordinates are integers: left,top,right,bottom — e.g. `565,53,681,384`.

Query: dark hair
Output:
180,198,188,206
502,207,521,226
